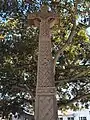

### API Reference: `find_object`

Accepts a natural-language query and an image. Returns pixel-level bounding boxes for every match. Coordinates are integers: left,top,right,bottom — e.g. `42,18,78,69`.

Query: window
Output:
68,117,74,120
79,117,87,120
59,118,63,120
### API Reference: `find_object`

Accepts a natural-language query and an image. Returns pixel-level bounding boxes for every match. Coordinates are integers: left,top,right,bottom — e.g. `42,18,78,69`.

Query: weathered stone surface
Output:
36,87,56,95
28,5,58,120
35,95,57,120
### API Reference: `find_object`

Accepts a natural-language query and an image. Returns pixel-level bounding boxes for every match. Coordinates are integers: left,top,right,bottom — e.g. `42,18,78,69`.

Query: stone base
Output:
35,87,58,120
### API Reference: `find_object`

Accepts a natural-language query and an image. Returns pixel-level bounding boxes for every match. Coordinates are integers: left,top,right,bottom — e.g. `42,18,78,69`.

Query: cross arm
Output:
28,12,41,26
48,12,59,28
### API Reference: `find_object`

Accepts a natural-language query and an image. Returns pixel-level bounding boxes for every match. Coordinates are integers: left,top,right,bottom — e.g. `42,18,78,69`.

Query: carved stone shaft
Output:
28,5,58,120
35,20,57,120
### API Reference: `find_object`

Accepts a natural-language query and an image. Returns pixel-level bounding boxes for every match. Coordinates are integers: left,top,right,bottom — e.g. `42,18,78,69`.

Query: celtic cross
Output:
28,5,58,120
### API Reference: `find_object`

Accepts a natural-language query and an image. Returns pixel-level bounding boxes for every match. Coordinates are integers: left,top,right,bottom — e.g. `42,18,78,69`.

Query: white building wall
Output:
58,109,90,120
75,109,90,120
58,115,74,120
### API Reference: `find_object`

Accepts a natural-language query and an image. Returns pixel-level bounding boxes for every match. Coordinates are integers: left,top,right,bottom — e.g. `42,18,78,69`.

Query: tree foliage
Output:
0,0,90,117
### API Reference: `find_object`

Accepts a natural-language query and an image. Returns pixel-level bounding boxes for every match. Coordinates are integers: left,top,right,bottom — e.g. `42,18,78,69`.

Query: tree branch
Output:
24,84,35,99
55,68,90,84
12,85,35,100
53,0,79,73
58,92,90,109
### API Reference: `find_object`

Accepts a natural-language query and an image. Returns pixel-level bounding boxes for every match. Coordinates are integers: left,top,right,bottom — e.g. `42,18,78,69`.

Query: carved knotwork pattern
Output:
39,20,50,37
35,19,57,120
38,41,54,87
35,96,57,120
37,20,55,87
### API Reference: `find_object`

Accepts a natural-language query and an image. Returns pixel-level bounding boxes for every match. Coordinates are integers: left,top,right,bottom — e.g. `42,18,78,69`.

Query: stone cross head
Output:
28,5,59,28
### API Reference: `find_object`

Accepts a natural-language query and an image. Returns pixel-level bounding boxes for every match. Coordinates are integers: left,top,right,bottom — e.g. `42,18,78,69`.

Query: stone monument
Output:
28,5,58,120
